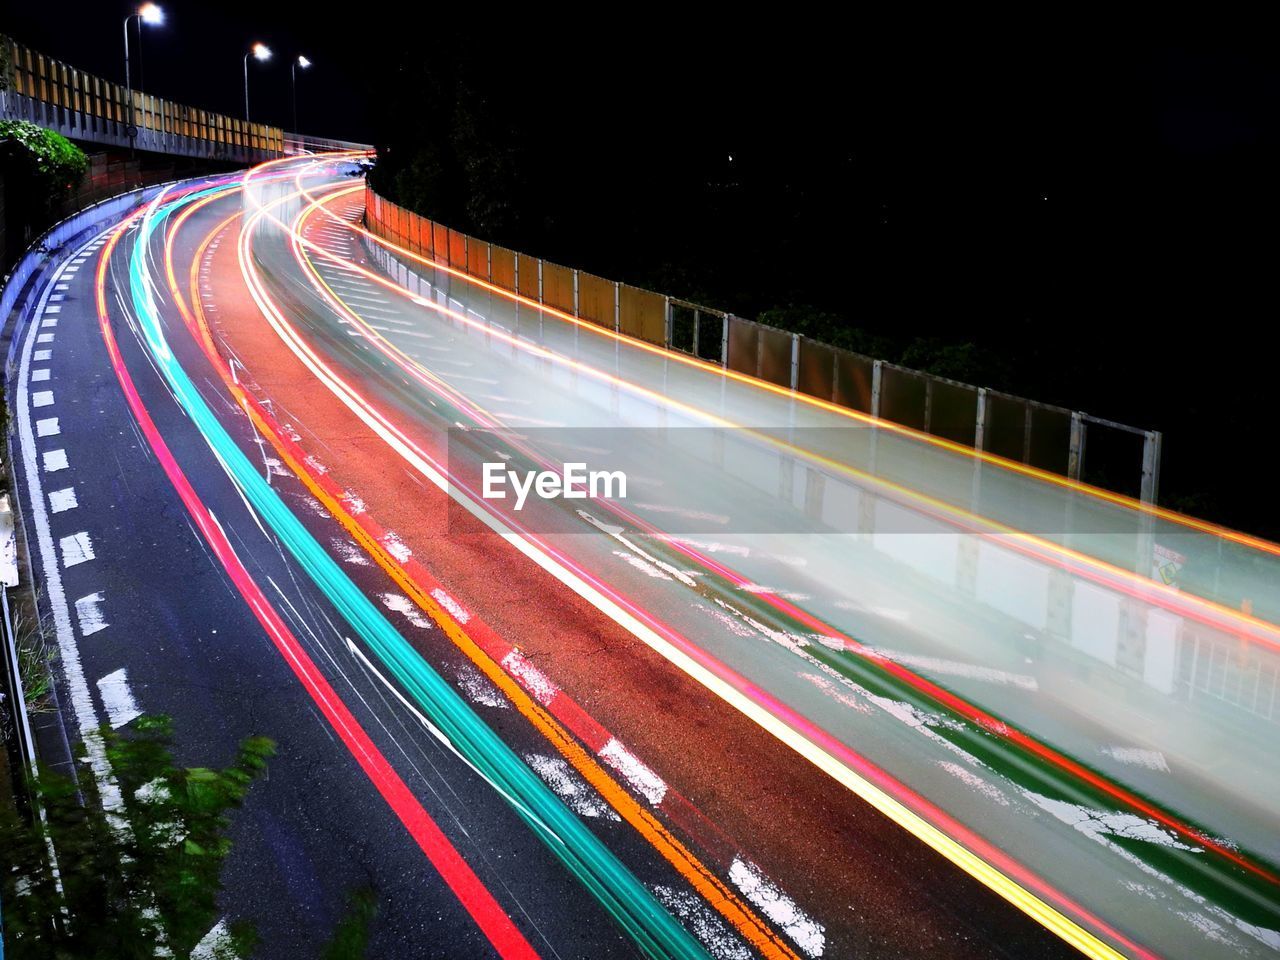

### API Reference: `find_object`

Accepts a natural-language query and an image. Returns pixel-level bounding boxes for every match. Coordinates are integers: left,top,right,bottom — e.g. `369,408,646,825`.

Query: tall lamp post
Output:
291,55,311,134
122,3,164,155
243,42,272,123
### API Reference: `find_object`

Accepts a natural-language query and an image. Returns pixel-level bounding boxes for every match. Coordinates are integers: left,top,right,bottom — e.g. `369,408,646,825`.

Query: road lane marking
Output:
15,225,127,826
74,592,109,636
48,488,78,513
43,449,69,472
96,669,141,728
32,369,50,381
33,390,54,407
59,531,95,567
34,349,52,360
36,417,61,437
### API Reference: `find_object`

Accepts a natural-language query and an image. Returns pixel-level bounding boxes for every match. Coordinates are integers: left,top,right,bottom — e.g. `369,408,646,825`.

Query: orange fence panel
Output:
541,261,575,314
517,253,540,301
467,236,490,280
448,229,468,269
490,245,517,292
619,285,666,345
577,272,614,328
433,223,449,263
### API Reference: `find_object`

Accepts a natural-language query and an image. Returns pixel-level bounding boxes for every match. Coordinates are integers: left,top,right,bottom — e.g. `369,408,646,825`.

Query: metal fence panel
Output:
541,261,575,314
880,364,928,431
433,222,449,263
448,229,468,269
1028,405,1071,476
467,236,490,280
798,339,836,401
833,351,875,413
696,312,724,362
727,316,760,376
930,379,980,446
985,392,1031,462
758,325,793,387
619,284,665,345
670,304,696,354
578,272,614,328
517,252,539,300
491,245,516,292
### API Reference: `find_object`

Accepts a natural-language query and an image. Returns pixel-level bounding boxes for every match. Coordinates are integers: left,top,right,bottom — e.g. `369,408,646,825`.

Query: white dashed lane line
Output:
74,592,110,636
36,417,60,437
59,531,95,567
49,488,78,513
96,669,141,729
42,450,69,472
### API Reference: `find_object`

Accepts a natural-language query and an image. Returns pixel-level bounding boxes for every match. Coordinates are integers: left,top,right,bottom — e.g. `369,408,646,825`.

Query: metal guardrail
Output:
283,133,372,155
364,186,1163,503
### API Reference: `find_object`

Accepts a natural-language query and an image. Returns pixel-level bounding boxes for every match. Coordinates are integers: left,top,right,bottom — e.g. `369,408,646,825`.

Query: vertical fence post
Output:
693,310,701,359
721,314,729,367
923,377,934,434
613,282,620,333
1068,412,1086,481
663,296,672,348
975,388,988,451
790,334,800,390
1141,430,1162,505
572,268,580,317
537,260,544,304
871,360,883,418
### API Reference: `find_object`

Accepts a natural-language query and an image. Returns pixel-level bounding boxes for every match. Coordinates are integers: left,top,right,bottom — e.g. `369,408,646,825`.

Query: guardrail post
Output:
721,315,729,367
974,388,988,450
573,268,580,317
693,310,701,359
1068,412,1086,481
790,334,800,390
871,360,883,418
1140,430,1162,504
614,282,621,333
537,260,544,304
923,377,934,433
663,296,672,348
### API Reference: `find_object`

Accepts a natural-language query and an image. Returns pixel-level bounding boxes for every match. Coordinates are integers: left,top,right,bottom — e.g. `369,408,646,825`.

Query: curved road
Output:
6,156,1278,959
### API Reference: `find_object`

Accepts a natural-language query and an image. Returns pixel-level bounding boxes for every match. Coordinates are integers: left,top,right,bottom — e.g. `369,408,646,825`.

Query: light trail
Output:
235,158,1156,959
115,176,713,960
282,180,1279,889
93,193,543,960
166,181,805,960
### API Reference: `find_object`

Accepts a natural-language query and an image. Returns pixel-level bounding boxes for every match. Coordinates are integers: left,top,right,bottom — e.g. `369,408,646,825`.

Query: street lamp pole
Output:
244,43,272,123
291,55,311,134
121,5,164,158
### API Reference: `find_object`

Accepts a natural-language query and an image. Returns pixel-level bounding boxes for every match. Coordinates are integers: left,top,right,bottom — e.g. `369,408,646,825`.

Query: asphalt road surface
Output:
7,156,1278,959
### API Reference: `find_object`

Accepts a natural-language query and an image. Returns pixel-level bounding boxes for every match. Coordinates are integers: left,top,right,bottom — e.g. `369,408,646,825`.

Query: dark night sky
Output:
4,6,1279,532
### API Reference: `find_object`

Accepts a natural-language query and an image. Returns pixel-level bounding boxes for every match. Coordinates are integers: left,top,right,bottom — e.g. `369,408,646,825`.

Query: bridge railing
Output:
1,35,283,163
364,185,1162,503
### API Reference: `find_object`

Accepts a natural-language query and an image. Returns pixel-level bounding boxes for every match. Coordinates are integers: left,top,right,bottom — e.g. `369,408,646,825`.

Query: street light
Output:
243,42,272,123
291,55,311,133
122,3,164,154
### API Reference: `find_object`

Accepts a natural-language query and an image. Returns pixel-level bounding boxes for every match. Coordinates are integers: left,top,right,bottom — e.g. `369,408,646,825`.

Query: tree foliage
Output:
0,715,274,959
0,120,89,217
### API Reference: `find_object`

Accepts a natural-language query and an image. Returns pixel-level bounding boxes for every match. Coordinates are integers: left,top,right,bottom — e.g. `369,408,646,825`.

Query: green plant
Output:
0,120,89,217
0,715,274,959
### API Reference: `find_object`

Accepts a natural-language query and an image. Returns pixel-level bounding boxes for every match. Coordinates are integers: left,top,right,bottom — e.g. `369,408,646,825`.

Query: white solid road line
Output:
15,224,127,808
